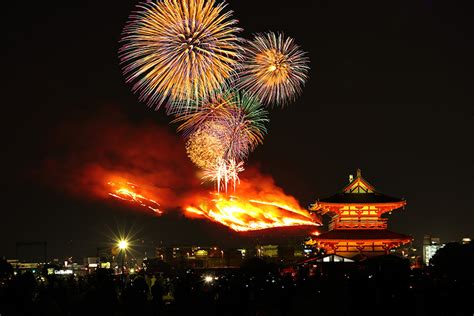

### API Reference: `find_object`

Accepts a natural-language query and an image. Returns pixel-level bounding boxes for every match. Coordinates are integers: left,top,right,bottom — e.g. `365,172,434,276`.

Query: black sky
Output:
2,0,473,259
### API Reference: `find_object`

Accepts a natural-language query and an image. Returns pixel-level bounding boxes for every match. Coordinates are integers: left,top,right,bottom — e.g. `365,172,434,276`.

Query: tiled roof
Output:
319,193,404,204
318,169,404,204
313,229,412,241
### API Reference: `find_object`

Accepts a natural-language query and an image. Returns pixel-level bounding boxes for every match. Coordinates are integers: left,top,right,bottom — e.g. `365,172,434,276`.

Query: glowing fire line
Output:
186,194,318,232
107,181,162,214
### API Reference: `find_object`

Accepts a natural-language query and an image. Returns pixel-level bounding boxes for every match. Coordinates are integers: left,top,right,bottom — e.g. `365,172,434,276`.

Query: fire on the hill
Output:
107,180,162,214
185,193,318,232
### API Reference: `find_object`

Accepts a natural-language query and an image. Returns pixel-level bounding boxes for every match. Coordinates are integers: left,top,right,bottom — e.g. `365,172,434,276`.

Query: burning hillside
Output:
41,108,320,233
185,193,318,232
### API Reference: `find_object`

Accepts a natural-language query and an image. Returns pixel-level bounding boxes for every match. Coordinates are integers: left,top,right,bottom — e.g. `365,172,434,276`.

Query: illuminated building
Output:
308,169,412,259
422,235,444,265
155,246,229,268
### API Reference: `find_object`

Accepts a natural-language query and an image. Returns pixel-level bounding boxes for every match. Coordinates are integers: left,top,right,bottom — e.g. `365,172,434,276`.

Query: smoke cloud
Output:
41,107,202,210
39,106,319,231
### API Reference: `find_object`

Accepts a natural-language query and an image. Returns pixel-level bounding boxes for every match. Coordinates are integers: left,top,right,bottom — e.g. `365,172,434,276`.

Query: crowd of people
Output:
0,242,473,315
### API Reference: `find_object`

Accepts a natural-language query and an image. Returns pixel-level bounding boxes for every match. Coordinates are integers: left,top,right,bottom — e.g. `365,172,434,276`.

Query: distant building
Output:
308,169,412,259
422,235,444,265
390,242,420,268
155,246,228,268
256,245,298,262
153,244,305,268
257,245,278,258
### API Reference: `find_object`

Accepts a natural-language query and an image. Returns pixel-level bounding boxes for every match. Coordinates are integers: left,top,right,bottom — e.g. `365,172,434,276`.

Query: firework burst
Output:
237,32,310,106
119,0,242,110
201,158,244,193
177,91,268,166
185,121,228,169
224,92,268,159
175,93,234,138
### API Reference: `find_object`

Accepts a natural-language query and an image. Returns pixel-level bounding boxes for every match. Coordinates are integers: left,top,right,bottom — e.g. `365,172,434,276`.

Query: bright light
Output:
185,193,317,232
204,275,213,283
118,240,129,250
108,181,161,214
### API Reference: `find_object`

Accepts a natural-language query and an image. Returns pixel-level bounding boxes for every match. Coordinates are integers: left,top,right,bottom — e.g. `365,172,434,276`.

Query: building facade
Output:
422,235,444,265
308,169,412,259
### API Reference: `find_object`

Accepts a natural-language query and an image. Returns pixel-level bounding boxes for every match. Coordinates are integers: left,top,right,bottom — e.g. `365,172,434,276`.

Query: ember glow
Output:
107,181,162,214
185,193,318,232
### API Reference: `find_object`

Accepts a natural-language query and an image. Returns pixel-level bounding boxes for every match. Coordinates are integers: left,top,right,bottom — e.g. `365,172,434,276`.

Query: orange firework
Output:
185,193,318,232
120,0,241,111
108,181,162,214
237,32,310,106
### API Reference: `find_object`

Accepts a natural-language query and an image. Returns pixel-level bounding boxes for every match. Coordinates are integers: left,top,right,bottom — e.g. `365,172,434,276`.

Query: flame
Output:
107,180,162,214
185,193,318,232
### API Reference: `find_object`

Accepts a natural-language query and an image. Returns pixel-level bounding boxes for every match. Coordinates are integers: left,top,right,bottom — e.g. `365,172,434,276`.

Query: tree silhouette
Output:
0,257,13,279
430,242,474,281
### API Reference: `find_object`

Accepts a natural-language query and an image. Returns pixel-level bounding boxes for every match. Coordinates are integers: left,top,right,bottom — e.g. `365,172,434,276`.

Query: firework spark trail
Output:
201,158,244,193
120,0,242,111
177,91,268,190
237,32,310,106
221,92,268,160
185,193,318,232
176,91,268,159
174,93,234,138
108,181,162,214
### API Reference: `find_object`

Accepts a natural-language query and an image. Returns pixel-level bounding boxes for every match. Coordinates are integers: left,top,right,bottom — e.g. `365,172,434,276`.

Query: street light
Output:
118,239,128,251
117,239,128,281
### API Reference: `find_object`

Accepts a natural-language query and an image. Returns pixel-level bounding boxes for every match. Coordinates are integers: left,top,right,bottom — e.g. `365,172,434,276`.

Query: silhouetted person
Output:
151,277,164,311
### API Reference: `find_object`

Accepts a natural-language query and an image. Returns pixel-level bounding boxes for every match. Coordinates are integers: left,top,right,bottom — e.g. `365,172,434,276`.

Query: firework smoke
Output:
38,107,319,231
41,108,201,211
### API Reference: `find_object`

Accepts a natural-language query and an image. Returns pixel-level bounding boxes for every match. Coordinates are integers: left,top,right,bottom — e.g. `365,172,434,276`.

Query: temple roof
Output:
313,229,412,241
319,193,403,204
317,169,405,205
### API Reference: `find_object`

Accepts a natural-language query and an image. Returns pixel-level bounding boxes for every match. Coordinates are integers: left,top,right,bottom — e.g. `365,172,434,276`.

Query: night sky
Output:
3,0,473,260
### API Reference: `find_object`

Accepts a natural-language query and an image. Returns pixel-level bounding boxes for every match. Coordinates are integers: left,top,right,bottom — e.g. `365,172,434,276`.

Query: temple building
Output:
308,169,412,259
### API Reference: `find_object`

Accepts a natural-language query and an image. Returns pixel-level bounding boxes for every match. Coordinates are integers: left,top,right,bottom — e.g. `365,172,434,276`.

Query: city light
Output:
118,239,129,250
204,275,214,283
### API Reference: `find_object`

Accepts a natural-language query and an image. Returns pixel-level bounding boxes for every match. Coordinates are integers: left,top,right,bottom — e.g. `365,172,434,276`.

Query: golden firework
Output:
185,121,228,169
237,32,310,106
120,0,241,111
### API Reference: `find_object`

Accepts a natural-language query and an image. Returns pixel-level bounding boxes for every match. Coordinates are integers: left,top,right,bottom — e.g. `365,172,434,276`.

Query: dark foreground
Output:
1,244,473,316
